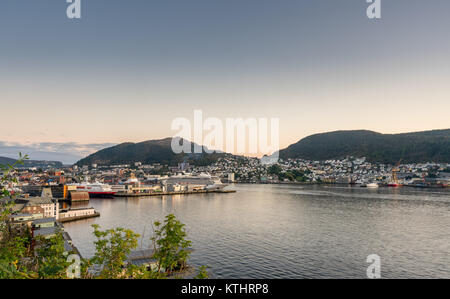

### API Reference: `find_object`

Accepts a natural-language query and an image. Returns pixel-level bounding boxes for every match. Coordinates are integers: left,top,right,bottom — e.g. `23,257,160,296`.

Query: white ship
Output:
164,173,227,190
72,182,116,197
206,176,228,191
366,183,379,188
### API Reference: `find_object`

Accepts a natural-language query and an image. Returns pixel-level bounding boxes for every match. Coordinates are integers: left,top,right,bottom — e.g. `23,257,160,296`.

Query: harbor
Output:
63,183,450,279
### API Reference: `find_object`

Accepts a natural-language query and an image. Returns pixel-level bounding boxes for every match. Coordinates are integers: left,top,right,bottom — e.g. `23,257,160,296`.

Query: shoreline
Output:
114,189,236,198
234,181,449,189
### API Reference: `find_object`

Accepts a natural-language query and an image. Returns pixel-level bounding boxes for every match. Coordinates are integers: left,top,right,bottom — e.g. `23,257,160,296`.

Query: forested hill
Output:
75,137,228,166
279,129,450,164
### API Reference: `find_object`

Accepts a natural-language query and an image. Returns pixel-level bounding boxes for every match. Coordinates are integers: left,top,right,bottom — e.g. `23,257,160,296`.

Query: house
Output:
8,213,44,232
32,217,57,229
19,197,59,219
33,226,60,239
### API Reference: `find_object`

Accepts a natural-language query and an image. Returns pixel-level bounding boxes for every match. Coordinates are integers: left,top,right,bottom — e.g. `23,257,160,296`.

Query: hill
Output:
75,137,228,166
0,156,63,168
279,129,450,164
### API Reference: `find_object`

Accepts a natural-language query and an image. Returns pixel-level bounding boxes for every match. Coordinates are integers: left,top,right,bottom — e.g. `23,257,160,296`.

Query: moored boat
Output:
387,183,402,187
71,182,116,198
366,183,379,188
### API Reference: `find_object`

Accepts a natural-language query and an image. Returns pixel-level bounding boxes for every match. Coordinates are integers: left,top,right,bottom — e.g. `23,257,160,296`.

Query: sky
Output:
1,0,450,163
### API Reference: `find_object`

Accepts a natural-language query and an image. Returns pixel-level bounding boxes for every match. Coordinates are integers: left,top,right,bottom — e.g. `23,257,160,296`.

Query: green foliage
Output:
0,154,38,278
0,234,31,278
268,164,308,182
194,265,209,279
1,153,28,198
35,232,71,279
89,224,140,279
268,164,282,175
151,214,192,275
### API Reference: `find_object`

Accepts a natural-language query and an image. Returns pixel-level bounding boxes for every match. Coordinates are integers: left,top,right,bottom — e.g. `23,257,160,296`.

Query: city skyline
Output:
1,0,450,162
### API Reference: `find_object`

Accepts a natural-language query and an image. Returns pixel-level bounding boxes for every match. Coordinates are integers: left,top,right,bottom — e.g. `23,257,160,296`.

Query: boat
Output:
206,176,228,191
361,182,379,188
366,183,379,188
72,182,116,197
164,173,228,190
387,182,402,187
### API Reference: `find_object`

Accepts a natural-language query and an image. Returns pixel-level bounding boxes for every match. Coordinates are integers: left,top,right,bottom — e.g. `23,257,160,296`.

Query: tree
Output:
35,232,71,279
151,214,192,275
89,224,141,279
0,233,31,278
268,164,282,175
194,265,209,279
0,154,32,278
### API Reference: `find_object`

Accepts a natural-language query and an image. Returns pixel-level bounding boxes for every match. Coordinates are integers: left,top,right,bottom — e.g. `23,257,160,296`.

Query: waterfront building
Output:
17,197,59,219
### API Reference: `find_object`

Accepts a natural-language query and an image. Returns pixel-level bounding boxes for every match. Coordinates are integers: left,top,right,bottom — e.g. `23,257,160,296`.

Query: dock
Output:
57,212,101,223
114,189,236,197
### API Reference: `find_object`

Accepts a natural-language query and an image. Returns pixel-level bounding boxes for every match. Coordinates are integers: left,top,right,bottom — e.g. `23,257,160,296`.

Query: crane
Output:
389,158,402,187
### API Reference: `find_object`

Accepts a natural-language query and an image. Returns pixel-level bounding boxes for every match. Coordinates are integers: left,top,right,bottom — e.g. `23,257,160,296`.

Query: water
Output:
63,184,450,279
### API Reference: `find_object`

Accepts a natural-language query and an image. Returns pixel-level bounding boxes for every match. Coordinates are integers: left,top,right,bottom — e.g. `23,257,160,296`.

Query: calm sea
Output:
63,184,450,279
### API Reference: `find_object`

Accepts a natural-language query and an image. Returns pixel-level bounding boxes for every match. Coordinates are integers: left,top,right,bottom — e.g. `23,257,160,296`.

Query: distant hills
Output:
279,129,450,164
76,137,229,166
75,129,450,167
0,156,63,168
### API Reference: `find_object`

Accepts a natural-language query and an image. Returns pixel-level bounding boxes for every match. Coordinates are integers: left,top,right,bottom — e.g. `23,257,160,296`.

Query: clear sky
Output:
1,0,450,163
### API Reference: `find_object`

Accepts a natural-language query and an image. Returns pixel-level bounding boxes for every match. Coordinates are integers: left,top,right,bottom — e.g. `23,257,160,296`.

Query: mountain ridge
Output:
279,129,450,164
0,156,63,168
75,129,450,167
75,137,229,166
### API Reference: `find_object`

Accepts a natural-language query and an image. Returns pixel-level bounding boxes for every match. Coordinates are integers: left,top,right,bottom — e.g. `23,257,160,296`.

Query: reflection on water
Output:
63,184,450,278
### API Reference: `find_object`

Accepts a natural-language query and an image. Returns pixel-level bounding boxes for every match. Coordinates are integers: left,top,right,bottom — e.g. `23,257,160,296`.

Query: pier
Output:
58,207,101,223
57,212,100,223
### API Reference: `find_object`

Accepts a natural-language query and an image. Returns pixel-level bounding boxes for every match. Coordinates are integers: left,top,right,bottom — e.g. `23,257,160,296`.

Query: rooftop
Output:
10,213,33,218
24,197,54,206
32,217,56,225
33,227,59,237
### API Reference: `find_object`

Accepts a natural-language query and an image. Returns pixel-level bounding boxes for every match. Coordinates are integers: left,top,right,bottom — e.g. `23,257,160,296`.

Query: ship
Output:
163,173,228,191
387,182,402,187
366,183,379,188
361,182,379,188
71,182,116,198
